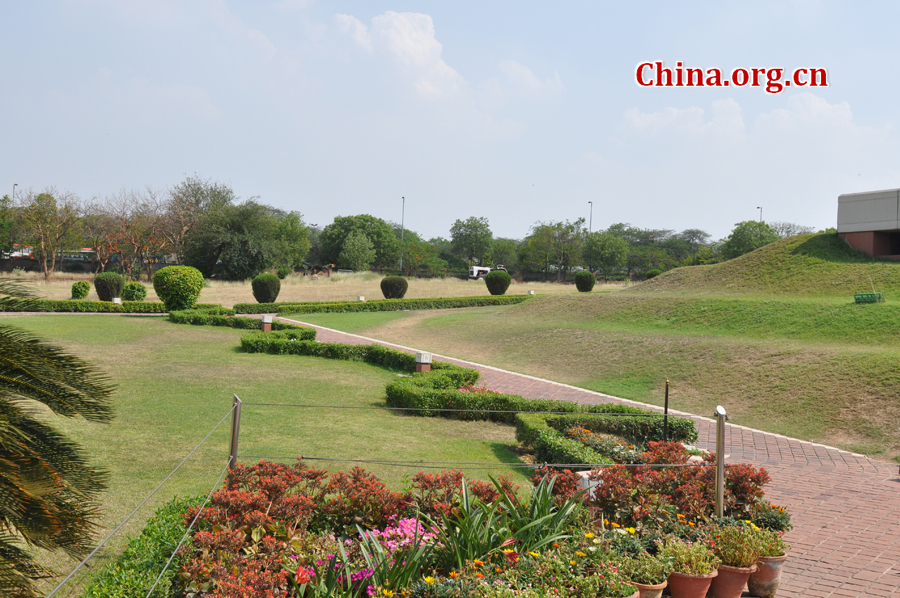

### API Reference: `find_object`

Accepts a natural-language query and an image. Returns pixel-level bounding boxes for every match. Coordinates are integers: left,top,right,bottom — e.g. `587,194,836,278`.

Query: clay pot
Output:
666,570,718,598
708,563,757,598
633,579,667,598
747,554,788,598
601,592,638,598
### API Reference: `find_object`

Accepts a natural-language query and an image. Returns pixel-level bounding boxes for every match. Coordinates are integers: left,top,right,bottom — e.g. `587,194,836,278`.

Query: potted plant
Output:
618,552,673,598
657,537,720,598
705,524,760,598
747,528,790,598
594,562,639,598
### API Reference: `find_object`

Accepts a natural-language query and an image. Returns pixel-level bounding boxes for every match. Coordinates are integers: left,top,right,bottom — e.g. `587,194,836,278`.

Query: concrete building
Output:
837,188,900,259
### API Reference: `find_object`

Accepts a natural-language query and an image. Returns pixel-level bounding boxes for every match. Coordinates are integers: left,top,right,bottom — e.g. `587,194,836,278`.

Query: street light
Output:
399,196,405,271
588,201,593,233
756,206,763,222
12,183,17,201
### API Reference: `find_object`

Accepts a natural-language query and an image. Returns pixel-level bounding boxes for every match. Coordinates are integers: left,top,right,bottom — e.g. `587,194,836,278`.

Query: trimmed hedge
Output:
515,414,611,469
94,272,125,301
122,281,148,301
542,413,697,445
252,273,281,303
575,271,595,292
81,496,201,598
0,299,168,313
485,270,511,295
169,310,315,335
234,295,532,315
154,265,204,311
71,280,90,300
381,276,409,299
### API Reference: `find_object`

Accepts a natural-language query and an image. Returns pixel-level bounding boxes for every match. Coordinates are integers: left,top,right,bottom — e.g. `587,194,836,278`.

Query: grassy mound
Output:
631,233,900,297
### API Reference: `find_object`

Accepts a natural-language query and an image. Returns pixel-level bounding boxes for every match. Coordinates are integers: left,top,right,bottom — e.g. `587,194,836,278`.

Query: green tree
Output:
338,231,376,271
0,282,114,597
450,216,492,265
582,231,627,277
721,221,779,259
518,225,554,280
490,238,520,272
162,176,235,264
17,189,82,279
319,215,398,269
529,219,584,282
271,211,311,270
0,195,18,258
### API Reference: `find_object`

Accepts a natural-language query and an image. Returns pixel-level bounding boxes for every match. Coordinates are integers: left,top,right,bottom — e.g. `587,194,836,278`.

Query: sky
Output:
2,0,899,241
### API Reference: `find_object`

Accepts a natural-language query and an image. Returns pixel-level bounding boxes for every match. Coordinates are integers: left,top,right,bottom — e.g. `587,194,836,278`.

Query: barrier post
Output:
663,379,669,441
715,405,726,518
229,394,243,480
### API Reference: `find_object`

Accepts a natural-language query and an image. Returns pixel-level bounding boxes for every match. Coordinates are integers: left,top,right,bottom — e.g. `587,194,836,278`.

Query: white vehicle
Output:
468,265,507,280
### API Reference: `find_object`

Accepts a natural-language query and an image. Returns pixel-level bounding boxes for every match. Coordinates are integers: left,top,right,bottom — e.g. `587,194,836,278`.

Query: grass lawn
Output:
4,315,531,597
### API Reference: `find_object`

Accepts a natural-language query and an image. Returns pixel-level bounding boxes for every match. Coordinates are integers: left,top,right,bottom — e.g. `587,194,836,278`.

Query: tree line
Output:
0,177,816,281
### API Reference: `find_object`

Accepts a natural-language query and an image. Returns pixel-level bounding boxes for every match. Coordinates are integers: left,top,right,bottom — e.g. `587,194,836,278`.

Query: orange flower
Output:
495,567,503,573
475,573,485,578
473,559,484,567
449,572,459,578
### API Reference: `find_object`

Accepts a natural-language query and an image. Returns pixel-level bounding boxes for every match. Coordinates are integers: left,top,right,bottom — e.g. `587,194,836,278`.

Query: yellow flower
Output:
570,560,577,565
529,551,539,557
423,577,435,585
575,551,586,557
502,549,515,553
383,591,395,597
625,527,636,534
584,532,594,539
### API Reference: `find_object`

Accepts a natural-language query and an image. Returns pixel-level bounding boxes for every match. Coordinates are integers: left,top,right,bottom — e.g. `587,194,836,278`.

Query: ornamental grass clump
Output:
619,551,673,586
704,523,760,568
70,280,90,300
657,537,720,575
93,272,125,301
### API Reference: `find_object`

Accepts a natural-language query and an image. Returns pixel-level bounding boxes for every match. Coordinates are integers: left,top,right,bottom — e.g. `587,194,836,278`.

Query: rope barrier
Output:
143,457,234,598
237,454,715,469
45,404,237,598
240,402,695,417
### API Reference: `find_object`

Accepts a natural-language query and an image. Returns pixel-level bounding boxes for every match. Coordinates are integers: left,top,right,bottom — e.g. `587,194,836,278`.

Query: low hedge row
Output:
233,294,532,315
542,413,697,445
240,330,472,376
515,413,611,469
168,309,315,335
0,299,168,313
80,496,201,598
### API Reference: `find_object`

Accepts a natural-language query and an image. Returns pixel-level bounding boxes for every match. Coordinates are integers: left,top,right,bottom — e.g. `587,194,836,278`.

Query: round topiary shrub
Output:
94,272,125,302
122,281,147,301
646,269,662,279
485,270,511,296
71,280,90,300
153,266,205,311
276,267,291,280
251,273,281,304
574,270,596,293
380,276,408,299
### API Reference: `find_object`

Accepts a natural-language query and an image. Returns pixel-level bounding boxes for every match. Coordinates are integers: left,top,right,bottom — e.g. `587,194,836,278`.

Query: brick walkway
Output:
284,318,900,598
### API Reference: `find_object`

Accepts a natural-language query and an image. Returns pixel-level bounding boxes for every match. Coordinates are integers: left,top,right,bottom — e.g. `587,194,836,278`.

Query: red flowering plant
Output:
411,469,519,517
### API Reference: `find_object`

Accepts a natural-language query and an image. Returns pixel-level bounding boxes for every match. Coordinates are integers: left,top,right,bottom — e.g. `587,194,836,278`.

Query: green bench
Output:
854,292,884,304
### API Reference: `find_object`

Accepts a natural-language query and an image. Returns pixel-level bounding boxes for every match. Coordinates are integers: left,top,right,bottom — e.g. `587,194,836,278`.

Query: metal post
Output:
663,379,669,441
715,405,726,518
399,196,405,271
229,394,243,478
588,201,593,233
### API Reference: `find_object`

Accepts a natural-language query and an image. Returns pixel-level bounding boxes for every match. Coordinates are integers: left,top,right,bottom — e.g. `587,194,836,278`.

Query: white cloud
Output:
497,60,564,98
624,99,744,138
335,11,465,98
272,0,312,11
207,0,277,60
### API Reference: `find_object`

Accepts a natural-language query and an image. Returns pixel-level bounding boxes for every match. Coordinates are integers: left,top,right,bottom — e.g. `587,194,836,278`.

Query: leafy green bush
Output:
381,276,409,299
574,271,595,292
485,270,511,295
251,273,281,303
122,281,147,301
276,266,292,279
169,309,314,334
153,266,205,311
234,295,531,315
94,272,125,301
543,413,697,445
645,269,662,279
515,414,611,468
81,496,201,598
70,280,90,300
0,299,166,313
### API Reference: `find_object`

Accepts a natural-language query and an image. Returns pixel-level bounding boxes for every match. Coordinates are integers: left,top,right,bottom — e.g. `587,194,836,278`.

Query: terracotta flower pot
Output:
634,579,667,598
666,570,717,598
747,554,788,598
708,563,757,598
601,592,638,598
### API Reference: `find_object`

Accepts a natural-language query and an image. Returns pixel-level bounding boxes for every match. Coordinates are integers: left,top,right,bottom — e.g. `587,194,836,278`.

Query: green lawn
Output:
5,315,529,597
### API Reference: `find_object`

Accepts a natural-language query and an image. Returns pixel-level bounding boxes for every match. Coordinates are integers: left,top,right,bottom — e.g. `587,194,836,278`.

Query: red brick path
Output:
285,318,900,598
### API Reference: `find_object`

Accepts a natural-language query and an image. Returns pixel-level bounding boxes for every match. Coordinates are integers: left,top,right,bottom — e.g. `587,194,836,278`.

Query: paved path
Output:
285,318,900,598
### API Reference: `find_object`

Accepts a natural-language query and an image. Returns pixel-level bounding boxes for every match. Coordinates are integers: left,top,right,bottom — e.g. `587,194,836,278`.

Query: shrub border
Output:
233,294,531,315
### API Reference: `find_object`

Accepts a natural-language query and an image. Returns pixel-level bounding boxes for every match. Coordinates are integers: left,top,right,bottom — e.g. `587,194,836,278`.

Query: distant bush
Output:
235,295,531,315
574,271,595,292
153,266,204,311
645,269,662,279
485,270,511,295
94,272,125,301
122,281,147,301
380,276,408,299
63,261,87,273
251,273,281,303
276,266,291,279
70,280,90,300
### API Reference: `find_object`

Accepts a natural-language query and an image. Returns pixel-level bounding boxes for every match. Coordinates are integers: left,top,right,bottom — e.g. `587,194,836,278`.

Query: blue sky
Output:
2,1,898,240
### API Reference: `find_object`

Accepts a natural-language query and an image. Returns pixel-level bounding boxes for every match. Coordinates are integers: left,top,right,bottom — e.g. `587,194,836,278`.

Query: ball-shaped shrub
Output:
71,280,90,300
122,281,147,301
153,265,205,311
94,272,125,302
380,276,408,299
251,273,281,304
574,270,596,293
646,269,662,279
276,267,291,280
485,270,512,296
